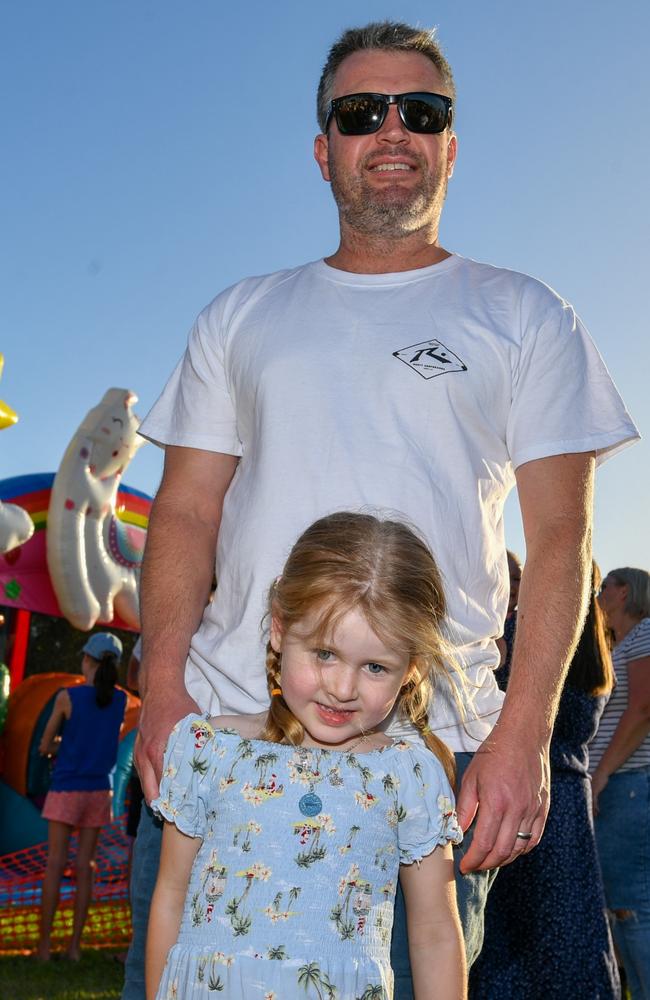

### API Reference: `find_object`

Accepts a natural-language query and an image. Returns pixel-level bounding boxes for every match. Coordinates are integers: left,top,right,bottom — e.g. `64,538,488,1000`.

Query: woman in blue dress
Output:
145,512,466,1000
470,561,620,999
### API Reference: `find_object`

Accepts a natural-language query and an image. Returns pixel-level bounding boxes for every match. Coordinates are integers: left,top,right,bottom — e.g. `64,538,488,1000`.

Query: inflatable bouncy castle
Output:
0,388,152,953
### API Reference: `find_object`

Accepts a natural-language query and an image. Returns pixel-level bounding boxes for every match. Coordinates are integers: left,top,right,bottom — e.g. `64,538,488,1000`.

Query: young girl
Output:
146,512,466,1000
36,632,126,961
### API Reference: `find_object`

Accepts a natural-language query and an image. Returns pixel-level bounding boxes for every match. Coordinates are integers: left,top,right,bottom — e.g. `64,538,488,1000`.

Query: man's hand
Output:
455,728,550,872
135,684,201,804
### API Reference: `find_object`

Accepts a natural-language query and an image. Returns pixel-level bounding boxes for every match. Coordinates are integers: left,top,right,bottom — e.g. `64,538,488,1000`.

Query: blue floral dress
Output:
152,713,462,1000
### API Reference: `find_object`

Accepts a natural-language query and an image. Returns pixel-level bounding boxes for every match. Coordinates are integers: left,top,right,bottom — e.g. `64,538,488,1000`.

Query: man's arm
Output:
135,445,238,803
457,451,595,872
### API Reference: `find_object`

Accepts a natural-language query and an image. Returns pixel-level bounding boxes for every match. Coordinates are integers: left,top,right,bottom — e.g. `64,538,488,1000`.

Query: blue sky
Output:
1,0,648,573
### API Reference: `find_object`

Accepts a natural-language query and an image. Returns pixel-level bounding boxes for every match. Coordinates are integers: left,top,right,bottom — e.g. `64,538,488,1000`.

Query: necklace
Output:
297,731,374,818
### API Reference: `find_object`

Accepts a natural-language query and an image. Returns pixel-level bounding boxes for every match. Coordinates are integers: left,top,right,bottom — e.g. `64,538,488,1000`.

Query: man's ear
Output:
446,132,458,180
314,133,331,182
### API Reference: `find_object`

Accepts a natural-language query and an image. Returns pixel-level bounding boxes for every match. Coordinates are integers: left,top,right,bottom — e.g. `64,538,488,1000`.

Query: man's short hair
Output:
317,20,456,133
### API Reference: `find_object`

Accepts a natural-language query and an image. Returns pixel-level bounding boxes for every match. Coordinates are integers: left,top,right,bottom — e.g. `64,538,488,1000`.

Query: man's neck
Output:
324,223,451,274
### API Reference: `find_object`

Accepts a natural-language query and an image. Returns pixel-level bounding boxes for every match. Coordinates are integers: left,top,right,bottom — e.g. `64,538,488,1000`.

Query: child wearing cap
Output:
36,632,127,961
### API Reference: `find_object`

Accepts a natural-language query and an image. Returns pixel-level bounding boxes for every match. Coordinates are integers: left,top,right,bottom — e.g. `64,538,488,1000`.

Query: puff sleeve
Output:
390,740,463,865
150,713,217,838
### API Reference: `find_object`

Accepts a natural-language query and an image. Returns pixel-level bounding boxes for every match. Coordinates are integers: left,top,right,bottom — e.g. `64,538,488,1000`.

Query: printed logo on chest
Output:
392,339,467,380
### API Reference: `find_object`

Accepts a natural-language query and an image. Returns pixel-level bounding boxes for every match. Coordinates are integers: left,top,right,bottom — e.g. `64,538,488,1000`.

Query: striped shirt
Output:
589,617,650,772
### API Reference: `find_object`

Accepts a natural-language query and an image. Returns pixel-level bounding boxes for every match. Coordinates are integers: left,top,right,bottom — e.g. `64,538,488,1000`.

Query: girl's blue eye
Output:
316,649,334,662
367,662,386,675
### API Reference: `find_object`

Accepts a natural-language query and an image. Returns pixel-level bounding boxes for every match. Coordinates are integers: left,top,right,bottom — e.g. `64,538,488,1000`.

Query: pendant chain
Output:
296,731,375,818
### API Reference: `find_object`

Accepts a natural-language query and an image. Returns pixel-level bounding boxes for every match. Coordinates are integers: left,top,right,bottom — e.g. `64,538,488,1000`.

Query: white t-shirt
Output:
140,254,638,752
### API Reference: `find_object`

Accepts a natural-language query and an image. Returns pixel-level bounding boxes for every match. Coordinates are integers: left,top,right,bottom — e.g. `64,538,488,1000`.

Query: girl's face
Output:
271,606,412,750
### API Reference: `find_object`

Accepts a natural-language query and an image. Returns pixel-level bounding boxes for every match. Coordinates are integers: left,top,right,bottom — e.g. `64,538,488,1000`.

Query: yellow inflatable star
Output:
0,355,18,430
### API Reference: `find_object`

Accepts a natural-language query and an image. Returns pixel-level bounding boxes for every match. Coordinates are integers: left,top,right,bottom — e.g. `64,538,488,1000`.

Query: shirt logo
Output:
393,339,467,380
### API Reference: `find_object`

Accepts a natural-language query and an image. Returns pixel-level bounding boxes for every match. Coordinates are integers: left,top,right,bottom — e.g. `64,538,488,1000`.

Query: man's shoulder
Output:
456,254,569,309
199,260,318,323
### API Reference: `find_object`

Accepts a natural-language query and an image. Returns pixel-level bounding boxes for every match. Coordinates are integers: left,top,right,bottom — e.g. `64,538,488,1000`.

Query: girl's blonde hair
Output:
259,511,457,785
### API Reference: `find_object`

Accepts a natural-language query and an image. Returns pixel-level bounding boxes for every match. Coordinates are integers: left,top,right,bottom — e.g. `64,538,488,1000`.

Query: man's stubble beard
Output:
328,151,449,239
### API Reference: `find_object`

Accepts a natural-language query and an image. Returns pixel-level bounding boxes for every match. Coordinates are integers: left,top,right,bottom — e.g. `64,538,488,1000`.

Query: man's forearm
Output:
499,453,595,741
499,519,591,741
139,496,218,696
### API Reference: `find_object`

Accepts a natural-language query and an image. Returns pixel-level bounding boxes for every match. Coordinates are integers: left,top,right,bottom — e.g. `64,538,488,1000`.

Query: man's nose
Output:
377,104,410,142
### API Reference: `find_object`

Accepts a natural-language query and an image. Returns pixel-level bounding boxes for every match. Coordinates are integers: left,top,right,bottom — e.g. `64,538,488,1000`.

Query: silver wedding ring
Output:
516,831,533,841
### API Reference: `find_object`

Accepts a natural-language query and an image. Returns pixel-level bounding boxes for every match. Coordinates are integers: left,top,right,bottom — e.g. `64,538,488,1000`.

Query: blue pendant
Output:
298,792,322,817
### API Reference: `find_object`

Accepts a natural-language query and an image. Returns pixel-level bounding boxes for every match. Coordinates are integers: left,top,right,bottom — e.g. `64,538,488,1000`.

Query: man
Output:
123,21,638,1000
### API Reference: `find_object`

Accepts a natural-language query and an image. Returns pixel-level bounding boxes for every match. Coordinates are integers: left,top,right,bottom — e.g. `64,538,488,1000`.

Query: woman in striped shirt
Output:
591,567,650,1000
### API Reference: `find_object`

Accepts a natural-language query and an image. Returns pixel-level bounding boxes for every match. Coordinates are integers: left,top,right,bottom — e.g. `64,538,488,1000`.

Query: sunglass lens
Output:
401,95,448,133
335,95,386,135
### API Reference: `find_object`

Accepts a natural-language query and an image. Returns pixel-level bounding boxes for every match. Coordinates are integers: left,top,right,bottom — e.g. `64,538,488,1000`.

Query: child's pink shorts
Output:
42,789,112,828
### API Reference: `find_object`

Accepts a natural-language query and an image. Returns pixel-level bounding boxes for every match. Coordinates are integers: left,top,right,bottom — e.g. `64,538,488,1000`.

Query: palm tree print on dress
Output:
330,863,373,941
225,862,272,935
293,815,336,867
263,886,302,923
356,986,386,999
267,944,289,960
349,757,378,811
189,751,209,778
373,843,397,872
373,881,395,948
382,772,406,828
232,820,262,853
196,952,233,992
218,734,255,792
297,961,338,999
241,750,286,806
339,824,361,855
200,850,228,903
437,793,463,842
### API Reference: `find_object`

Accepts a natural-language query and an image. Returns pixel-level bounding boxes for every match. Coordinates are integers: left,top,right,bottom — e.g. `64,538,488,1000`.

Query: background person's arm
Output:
457,451,595,871
135,445,238,803
38,689,71,756
591,655,650,811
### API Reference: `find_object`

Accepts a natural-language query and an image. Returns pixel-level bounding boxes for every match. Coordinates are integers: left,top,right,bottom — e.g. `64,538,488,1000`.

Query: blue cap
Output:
82,632,123,662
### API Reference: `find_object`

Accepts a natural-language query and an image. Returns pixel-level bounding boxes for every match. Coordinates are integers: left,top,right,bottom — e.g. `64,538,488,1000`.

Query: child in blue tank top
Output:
146,512,466,1000
36,632,126,961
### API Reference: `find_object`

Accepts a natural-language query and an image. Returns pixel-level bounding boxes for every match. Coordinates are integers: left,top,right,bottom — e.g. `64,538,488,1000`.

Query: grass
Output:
0,947,125,1000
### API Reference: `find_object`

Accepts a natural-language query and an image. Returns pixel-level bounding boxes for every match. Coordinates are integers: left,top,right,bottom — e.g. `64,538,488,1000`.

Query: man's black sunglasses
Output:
325,92,453,136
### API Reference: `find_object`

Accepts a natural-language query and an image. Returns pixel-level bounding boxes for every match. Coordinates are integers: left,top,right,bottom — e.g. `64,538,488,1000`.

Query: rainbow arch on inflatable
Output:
0,472,150,623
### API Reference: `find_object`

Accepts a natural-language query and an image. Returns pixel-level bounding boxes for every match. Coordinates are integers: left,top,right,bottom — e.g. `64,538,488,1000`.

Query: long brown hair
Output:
566,561,614,696
259,511,457,785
